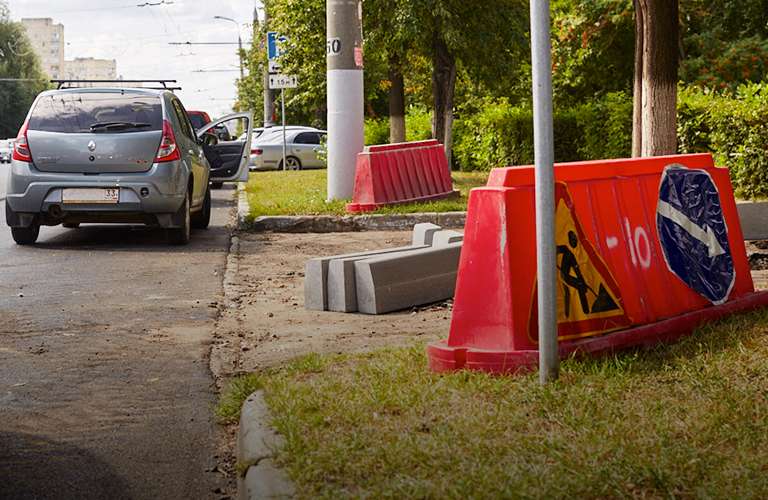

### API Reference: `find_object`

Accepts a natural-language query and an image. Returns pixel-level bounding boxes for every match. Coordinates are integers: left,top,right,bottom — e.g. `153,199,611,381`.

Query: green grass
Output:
243,170,489,218
216,308,768,499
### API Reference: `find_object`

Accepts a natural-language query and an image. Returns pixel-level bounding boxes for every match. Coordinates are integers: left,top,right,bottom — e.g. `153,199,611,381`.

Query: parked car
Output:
0,138,13,163
250,129,327,171
5,84,252,245
187,110,211,130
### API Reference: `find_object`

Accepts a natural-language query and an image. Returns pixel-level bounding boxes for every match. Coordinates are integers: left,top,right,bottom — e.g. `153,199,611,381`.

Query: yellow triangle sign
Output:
529,182,632,343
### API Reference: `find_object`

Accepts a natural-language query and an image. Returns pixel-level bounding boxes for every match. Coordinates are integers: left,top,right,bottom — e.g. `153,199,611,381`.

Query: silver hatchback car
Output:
5,84,252,245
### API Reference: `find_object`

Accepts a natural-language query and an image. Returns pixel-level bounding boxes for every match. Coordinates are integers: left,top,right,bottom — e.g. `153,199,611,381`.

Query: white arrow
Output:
657,200,726,258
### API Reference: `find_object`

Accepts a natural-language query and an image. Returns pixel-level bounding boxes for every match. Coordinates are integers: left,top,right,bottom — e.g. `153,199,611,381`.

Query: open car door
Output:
196,111,253,183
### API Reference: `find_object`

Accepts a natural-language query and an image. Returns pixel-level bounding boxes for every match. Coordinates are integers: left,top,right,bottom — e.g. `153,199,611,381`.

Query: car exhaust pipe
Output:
48,204,63,218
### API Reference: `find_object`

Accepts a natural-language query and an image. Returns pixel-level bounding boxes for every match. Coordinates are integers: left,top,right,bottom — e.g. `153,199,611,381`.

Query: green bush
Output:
678,83,768,199
363,108,434,147
368,86,768,198
572,91,633,161
452,93,633,171
405,107,433,142
364,117,390,146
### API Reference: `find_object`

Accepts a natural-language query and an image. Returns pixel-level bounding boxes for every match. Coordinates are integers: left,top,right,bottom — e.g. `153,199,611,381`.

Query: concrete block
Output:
354,242,463,314
304,258,330,310
326,245,428,312
412,222,442,246
737,201,768,240
432,230,463,247
306,245,426,311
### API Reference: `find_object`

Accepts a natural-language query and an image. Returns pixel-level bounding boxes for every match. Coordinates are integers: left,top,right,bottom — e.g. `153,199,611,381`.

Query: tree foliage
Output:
241,0,530,149
551,0,635,105
0,2,48,138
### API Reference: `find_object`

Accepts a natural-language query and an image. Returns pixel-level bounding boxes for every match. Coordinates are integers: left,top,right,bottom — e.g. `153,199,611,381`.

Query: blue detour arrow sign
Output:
656,164,735,305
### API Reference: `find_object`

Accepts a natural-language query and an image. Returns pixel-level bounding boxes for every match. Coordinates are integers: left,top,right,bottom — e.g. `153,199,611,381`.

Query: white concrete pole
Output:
326,0,364,200
530,0,559,384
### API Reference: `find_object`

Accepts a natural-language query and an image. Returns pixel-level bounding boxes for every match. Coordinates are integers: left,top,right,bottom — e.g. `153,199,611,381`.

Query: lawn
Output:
242,169,490,218
217,308,768,499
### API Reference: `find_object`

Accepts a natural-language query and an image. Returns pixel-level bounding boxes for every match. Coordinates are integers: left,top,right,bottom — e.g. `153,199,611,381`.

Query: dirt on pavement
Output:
210,235,768,382
210,230,451,382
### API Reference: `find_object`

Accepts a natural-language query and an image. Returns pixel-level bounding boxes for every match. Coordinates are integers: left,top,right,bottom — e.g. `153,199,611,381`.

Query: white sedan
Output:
250,129,327,171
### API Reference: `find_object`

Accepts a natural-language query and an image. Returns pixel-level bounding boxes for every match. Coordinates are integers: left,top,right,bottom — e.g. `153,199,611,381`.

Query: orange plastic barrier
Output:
427,153,768,374
346,140,459,213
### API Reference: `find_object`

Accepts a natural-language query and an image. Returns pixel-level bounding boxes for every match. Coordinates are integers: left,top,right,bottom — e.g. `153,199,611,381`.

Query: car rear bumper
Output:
6,159,188,227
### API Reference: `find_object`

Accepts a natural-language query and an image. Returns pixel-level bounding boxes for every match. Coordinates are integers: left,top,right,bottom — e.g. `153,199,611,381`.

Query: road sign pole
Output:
282,89,286,170
530,0,559,385
326,0,364,200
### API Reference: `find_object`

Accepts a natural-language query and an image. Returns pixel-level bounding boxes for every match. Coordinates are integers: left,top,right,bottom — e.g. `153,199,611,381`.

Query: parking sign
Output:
267,32,288,60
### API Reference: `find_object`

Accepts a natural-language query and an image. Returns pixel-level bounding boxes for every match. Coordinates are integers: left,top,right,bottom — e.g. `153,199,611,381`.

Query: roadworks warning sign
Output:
529,182,633,343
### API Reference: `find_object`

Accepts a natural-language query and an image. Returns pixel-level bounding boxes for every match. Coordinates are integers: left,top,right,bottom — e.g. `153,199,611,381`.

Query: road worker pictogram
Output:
528,182,633,343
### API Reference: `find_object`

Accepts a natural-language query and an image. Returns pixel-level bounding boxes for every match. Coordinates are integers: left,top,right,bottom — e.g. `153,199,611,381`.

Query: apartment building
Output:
63,57,117,82
21,18,117,85
20,18,64,79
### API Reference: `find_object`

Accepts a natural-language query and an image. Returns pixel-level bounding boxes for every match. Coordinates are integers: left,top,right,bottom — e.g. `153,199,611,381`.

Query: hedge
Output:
364,83,768,199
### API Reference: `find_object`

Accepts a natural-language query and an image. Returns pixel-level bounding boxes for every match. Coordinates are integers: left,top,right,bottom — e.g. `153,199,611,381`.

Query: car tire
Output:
166,190,191,245
191,185,211,229
62,222,80,228
11,225,40,245
281,156,302,171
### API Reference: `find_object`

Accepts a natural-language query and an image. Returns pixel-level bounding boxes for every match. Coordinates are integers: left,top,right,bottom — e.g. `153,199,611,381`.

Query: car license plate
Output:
62,188,120,203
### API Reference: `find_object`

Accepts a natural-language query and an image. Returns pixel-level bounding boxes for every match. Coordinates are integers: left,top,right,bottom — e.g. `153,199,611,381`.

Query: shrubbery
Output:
678,82,768,199
364,82,768,199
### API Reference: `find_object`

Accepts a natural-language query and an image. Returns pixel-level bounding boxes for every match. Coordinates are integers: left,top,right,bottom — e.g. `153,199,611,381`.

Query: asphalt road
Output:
0,163,236,499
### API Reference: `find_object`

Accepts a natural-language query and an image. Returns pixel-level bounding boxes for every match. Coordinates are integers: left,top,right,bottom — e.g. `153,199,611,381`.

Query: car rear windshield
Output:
28,92,163,134
188,113,209,130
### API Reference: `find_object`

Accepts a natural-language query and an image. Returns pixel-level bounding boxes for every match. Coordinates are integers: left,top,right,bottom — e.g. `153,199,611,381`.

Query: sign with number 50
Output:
327,38,341,56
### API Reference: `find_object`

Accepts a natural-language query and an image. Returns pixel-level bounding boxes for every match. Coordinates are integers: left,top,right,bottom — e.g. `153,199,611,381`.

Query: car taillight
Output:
251,149,263,155
156,120,180,162
12,120,32,162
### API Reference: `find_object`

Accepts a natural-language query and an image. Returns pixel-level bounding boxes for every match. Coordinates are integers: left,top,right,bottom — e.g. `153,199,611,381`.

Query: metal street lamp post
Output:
214,15,244,79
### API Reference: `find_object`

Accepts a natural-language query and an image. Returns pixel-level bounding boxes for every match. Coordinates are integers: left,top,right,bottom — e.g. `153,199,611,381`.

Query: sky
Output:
8,0,263,118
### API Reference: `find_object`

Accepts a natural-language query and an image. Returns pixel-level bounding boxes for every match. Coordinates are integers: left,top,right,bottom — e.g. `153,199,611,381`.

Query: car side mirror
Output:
200,132,218,147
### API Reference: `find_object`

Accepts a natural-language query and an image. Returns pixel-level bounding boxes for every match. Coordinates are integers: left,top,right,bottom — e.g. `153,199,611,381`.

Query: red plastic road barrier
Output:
346,139,459,213
427,153,768,374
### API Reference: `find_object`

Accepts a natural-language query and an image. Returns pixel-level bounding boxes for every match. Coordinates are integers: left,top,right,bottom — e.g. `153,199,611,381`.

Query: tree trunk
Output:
432,37,456,166
638,0,678,157
631,0,644,157
388,53,406,144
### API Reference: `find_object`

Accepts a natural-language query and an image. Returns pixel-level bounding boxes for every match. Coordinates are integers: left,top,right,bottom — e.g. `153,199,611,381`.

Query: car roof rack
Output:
51,79,181,91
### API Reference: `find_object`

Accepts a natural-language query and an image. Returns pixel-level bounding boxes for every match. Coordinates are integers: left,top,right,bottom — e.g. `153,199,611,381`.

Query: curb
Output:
236,391,295,500
235,184,466,232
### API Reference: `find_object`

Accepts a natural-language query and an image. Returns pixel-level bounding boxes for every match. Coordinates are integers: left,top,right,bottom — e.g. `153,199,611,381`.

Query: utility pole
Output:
530,0,559,385
262,7,276,127
326,0,364,200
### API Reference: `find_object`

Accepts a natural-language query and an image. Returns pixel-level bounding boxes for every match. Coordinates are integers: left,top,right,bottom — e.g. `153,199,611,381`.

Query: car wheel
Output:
62,222,80,228
166,190,191,245
11,225,40,245
191,185,211,229
281,156,302,171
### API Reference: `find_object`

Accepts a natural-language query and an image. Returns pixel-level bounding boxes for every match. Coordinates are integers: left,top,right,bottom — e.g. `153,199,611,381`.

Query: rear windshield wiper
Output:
90,121,152,132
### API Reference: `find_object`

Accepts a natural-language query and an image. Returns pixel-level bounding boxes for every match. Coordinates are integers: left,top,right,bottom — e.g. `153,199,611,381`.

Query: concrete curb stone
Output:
236,391,295,500
236,182,466,233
